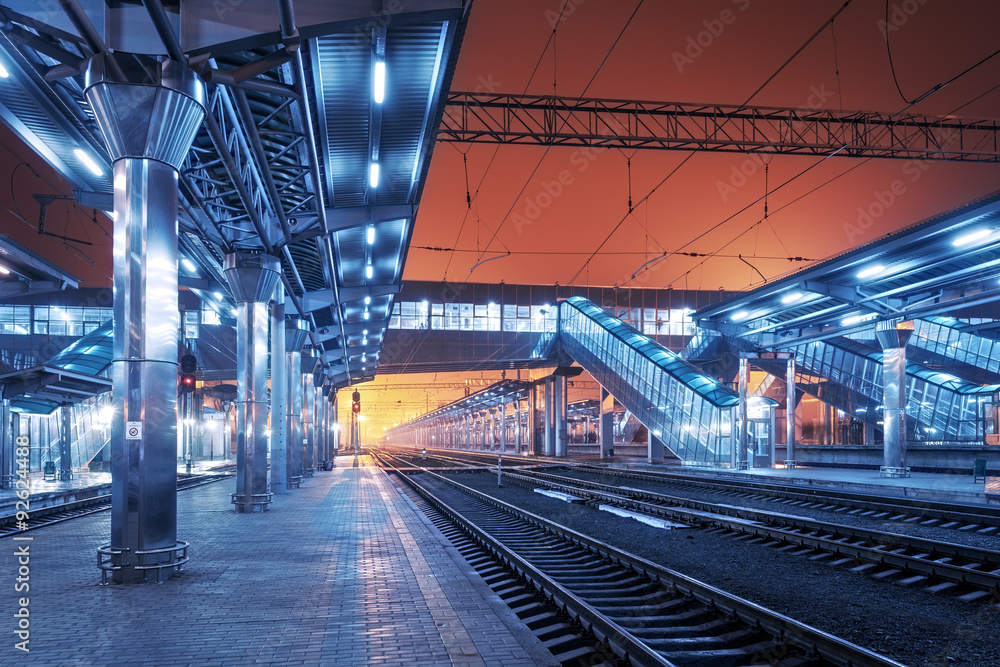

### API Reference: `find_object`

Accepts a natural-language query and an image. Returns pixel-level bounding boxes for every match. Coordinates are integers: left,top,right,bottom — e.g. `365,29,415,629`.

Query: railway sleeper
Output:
659,637,815,667
567,574,646,589
625,617,736,639
611,605,716,627
553,569,639,584
641,627,757,649
574,582,662,598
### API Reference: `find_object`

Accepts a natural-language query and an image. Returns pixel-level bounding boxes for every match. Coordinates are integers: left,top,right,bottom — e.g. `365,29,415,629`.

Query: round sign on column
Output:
126,421,143,440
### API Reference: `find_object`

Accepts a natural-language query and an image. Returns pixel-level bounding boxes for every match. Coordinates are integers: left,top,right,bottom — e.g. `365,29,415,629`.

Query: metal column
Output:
543,378,554,456
555,375,567,457
300,348,316,478
737,356,749,469
0,399,11,490
785,356,796,467
271,284,287,494
285,319,310,488
226,252,280,512
59,406,73,480
499,404,507,453
514,398,521,453
876,320,914,477
528,383,538,455
86,53,204,583
600,387,614,458
331,395,339,458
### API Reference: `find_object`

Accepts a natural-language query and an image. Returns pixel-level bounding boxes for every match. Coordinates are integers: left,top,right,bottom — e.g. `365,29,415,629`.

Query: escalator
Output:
559,297,768,464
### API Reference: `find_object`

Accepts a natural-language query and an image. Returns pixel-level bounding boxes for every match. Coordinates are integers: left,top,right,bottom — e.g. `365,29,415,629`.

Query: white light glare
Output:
369,162,380,188
181,258,197,273
363,310,370,320
0,61,8,78
732,310,750,322
856,264,884,279
74,149,103,176
841,313,872,326
0,264,9,275
213,291,223,300
373,60,386,104
365,264,373,279
367,225,375,244
780,292,803,305
364,296,371,305
953,228,992,247
231,307,239,316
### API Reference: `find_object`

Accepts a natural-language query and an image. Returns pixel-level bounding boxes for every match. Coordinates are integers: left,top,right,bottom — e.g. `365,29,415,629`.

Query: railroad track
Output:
0,471,233,538
575,464,1000,534
376,451,904,667
499,467,1000,604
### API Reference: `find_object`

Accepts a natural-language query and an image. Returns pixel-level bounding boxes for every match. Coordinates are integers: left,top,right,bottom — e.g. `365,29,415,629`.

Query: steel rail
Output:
507,468,1000,599
376,451,906,667
579,464,1000,531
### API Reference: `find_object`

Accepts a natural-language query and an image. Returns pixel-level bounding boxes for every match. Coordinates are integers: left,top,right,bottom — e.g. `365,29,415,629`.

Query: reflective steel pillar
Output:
544,378,554,456
499,403,507,453
317,385,328,467
649,432,665,464
514,398,521,453
271,284,287,494
0,399,12,490
301,349,316,478
785,356,796,466
528,383,538,455
737,356,749,469
555,375,567,457
600,387,614,458
876,320,914,476
86,53,204,583
285,319,310,488
331,395,339,458
225,252,280,512
59,406,73,480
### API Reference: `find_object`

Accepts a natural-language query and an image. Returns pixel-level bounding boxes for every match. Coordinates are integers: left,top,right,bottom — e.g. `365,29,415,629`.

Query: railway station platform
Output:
633,461,1000,506
0,455,558,667
0,460,233,514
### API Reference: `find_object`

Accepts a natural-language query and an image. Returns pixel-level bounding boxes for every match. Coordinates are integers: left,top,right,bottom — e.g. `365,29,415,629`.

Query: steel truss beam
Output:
439,93,1000,162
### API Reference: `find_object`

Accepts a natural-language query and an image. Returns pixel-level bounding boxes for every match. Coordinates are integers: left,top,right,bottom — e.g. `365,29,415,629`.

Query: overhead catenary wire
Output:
622,4,1000,291
467,0,647,279
568,1,857,286
440,1,573,281
651,74,1000,292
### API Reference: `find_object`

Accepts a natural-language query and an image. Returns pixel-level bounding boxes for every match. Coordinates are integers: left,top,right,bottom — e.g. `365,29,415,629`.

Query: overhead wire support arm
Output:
439,93,1000,162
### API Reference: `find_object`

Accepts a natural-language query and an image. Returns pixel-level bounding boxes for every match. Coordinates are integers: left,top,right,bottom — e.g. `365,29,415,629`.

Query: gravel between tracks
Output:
439,470,1000,667
551,467,1000,551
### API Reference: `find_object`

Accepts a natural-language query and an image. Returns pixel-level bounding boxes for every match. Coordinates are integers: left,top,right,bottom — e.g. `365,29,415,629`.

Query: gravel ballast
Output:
437,470,1000,667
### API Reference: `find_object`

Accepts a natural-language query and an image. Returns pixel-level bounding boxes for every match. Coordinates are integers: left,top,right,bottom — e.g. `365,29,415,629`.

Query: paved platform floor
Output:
0,455,558,666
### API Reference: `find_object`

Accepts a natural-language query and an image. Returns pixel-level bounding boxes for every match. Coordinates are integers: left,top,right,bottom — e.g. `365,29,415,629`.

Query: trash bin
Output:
974,458,987,483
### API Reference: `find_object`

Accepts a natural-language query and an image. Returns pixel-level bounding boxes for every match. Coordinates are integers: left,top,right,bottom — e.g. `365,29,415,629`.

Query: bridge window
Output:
29,305,111,337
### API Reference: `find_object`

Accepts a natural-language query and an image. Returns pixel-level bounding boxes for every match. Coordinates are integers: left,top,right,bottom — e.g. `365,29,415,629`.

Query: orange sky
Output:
409,0,1000,291
4,1,1000,432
